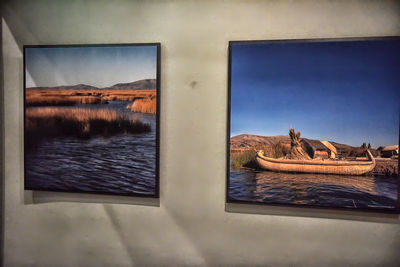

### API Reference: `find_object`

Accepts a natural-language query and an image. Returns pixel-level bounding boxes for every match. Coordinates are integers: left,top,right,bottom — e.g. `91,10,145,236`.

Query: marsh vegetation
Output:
231,143,290,169
25,107,150,147
26,89,157,114
127,97,157,114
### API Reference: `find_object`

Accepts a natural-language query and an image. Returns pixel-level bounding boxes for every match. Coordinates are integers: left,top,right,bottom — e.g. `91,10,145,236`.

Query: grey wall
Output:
2,0,400,266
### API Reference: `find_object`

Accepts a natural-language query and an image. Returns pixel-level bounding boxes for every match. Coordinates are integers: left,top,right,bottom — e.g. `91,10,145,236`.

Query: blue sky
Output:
25,45,157,88
230,39,400,147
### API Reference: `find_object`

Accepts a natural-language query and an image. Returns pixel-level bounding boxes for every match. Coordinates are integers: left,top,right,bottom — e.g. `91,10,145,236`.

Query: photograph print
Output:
24,43,160,197
228,38,400,212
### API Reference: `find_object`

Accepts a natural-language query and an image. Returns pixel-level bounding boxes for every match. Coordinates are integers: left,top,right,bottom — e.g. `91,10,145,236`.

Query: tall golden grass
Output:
131,98,157,114
102,90,156,102
231,150,258,169
26,96,107,106
103,95,136,101
25,107,151,147
25,89,156,107
231,143,290,169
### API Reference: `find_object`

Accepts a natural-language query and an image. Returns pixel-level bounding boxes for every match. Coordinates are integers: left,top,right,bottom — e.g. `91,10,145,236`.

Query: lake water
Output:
229,168,398,210
25,101,157,196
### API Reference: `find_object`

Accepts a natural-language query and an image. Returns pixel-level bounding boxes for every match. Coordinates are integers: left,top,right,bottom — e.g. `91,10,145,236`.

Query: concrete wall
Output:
2,0,400,266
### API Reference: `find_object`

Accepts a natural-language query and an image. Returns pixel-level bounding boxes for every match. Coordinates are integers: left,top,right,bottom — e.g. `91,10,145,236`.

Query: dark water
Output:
229,168,398,210
25,101,157,196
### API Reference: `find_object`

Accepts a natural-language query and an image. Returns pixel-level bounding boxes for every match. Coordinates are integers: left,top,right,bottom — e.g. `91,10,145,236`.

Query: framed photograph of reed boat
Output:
227,37,400,213
24,43,160,198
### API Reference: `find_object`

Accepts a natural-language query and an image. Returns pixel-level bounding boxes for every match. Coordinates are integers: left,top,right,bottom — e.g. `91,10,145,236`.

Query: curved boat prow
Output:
366,149,375,163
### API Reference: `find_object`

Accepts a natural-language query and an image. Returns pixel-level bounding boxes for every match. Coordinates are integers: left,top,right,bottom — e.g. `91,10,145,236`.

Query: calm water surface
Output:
229,168,398,210
25,101,157,196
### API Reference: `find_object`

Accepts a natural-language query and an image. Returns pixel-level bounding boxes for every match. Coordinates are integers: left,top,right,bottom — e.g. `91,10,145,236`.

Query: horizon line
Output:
26,78,156,89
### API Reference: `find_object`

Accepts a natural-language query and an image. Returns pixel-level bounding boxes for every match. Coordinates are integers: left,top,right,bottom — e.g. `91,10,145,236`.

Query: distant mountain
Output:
106,79,156,90
26,79,156,90
230,134,358,152
27,84,99,90
230,134,291,149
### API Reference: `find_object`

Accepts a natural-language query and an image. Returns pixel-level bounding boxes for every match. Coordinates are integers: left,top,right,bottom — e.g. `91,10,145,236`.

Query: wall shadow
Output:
27,190,160,207
226,202,400,224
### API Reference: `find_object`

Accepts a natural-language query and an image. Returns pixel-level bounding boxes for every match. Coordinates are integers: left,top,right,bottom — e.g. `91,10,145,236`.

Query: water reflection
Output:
254,171,375,205
229,168,398,209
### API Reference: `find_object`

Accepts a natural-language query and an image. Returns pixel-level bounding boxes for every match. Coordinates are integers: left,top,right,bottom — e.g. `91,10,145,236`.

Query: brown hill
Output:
27,79,156,91
230,134,359,154
27,84,99,90
230,134,291,149
105,79,156,90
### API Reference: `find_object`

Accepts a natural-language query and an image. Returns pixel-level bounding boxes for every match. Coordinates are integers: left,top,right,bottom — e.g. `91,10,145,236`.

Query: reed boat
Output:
256,149,376,175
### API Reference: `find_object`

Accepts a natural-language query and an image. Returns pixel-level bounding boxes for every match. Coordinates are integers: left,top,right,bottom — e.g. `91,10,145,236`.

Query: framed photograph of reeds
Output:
227,37,400,212
24,43,160,197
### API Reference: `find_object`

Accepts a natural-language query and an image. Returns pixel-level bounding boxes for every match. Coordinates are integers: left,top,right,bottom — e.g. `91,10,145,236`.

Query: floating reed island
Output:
25,107,150,147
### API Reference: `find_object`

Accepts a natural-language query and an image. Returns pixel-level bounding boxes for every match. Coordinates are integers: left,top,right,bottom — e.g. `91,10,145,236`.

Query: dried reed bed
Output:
26,96,107,106
102,90,156,102
26,89,156,107
231,143,290,169
130,98,157,114
26,107,150,147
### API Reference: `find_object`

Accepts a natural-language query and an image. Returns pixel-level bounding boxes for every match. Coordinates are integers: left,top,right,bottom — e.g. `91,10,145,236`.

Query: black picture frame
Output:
226,37,400,213
24,43,161,198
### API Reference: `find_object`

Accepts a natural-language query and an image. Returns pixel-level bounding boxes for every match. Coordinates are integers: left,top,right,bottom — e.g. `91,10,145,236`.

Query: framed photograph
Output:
24,43,160,197
227,37,400,212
